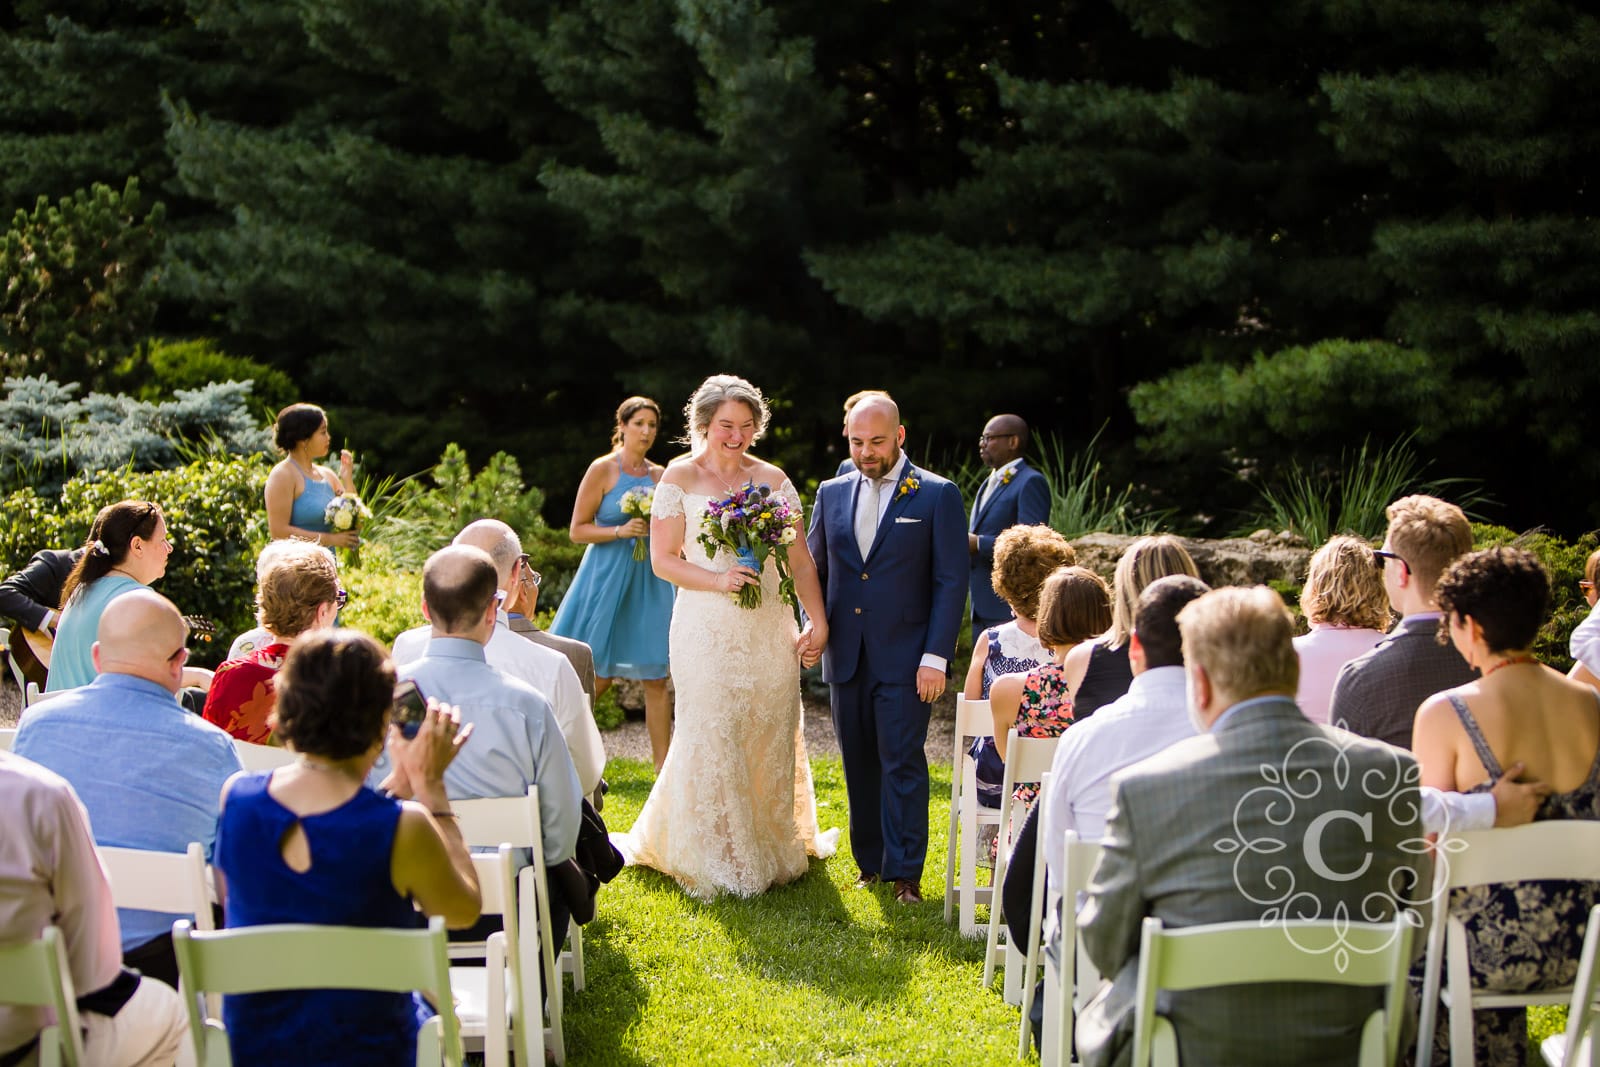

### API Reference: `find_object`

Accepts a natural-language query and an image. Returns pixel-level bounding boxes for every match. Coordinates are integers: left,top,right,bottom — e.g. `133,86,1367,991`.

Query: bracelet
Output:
430,810,457,819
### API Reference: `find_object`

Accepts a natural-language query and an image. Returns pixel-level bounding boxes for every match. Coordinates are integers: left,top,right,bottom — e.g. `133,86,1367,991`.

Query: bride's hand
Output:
796,622,827,668
718,566,760,594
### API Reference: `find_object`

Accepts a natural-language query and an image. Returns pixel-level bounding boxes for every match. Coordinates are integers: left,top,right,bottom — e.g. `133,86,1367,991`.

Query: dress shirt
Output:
1421,787,1494,835
973,458,1021,516
853,454,948,675
14,673,243,950
1573,602,1600,676
394,613,604,795
1294,624,1386,725
381,636,581,865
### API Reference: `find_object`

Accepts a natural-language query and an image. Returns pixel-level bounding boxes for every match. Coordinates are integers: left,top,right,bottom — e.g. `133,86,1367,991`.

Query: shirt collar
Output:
89,671,183,704
1209,693,1288,733
990,458,1022,481
422,636,489,663
1126,664,1188,698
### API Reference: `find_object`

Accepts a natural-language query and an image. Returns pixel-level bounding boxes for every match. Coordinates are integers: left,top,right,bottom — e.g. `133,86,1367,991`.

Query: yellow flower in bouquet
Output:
619,486,654,561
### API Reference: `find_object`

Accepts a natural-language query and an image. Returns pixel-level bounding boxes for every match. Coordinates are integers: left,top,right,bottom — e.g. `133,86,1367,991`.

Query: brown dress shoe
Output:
853,872,881,889
893,879,923,904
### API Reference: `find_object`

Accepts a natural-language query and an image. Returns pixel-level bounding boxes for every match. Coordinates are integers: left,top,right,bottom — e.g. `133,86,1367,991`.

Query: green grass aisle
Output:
561,756,1022,1066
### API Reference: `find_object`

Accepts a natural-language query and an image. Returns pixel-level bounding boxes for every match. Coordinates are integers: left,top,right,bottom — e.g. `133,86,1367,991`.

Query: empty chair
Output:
0,926,84,1067
450,845,538,1067
945,695,1000,936
1541,903,1600,1067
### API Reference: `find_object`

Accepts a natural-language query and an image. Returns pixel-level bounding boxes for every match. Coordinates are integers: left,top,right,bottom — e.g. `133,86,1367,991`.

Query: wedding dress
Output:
614,479,839,899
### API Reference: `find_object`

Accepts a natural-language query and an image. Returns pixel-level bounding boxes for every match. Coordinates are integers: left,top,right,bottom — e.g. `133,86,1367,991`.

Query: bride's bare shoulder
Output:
661,457,699,486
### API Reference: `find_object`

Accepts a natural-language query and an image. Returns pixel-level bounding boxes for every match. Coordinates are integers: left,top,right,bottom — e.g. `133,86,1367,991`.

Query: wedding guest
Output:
962,525,1076,700
48,500,212,696
215,628,481,1067
968,415,1052,640
226,540,319,659
1568,547,1600,690
15,589,243,989
1061,534,1199,719
1293,535,1390,724
0,750,188,1065
1413,547,1600,1064
551,396,675,770
263,402,358,548
504,546,596,703
203,542,342,744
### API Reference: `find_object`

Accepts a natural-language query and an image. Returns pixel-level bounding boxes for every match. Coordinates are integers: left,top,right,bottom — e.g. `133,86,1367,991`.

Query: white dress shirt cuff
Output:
920,654,948,673
1420,787,1496,835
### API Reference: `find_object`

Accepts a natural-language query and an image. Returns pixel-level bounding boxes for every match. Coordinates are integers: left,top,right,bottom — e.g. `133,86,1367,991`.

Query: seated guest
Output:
1061,534,1199,719
226,540,315,658
504,545,597,704
394,520,603,799
0,544,82,634
1078,586,1426,1067
204,542,342,743
0,750,187,1065
14,589,243,989
962,525,1076,700
1328,493,1475,747
1413,547,1600,1065
215,629,480,1067
1293,535,1391,724
1567,547,1600,690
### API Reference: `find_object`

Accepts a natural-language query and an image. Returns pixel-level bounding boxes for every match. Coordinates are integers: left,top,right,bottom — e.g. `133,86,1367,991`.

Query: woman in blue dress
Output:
264,403,359,549
553,397,675,769
214,629,480,1067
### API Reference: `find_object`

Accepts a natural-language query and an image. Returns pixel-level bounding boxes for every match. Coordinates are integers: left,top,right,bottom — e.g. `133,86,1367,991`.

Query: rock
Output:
1070,533,1311,591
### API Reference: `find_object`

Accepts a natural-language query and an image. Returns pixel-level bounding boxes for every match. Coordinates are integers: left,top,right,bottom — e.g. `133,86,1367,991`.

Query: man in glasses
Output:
968,414,1051,642
14,588,244,990
503,549,597,706
1328,494,1476,749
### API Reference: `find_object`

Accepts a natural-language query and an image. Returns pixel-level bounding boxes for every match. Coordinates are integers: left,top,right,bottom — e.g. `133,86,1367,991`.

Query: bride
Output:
613,374,839,899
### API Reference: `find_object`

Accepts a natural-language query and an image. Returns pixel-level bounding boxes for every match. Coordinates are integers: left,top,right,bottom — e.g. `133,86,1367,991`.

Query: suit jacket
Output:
0,549,81,631
968,459,1051,622
1078,697,1425,1067
807,459,967,685
1328,613,1477,750
508,615,597,702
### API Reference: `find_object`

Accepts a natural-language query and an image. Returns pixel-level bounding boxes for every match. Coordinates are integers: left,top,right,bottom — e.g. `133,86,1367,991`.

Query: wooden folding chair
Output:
172,915,462,1067
0,926,84,1067
1541,903,1600,1067
1134,915,1414,1067
984,730,1063,999
945,695,1000,936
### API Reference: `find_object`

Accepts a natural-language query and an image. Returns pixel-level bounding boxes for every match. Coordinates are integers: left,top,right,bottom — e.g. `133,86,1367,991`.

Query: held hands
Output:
719,565,760,595
1490,761,1553,827
795,621,827,669
617,517,649,540
383,699,473,802
916,666,947,704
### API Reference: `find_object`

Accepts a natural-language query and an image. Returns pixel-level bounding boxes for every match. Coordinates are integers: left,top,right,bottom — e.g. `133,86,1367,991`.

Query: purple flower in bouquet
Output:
697,481,801,610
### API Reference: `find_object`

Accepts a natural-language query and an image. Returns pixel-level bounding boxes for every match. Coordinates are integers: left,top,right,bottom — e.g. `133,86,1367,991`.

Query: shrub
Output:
118,337,299,416
591,687,626,732
337,543,425,648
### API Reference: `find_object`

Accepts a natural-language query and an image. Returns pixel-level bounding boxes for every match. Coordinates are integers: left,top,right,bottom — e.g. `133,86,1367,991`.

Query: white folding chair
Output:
1416,822,1600,1067
1131,915,1414,1067
984,730,1063,999
1037,830,1104,1065
1542,903,1600,1067
449,845,536,1067
0,728,14,751
232,740,296,772
172,915,462,1067
0,925,85,1067
945,695,999,936
97,842,214,932
453,786,571,1064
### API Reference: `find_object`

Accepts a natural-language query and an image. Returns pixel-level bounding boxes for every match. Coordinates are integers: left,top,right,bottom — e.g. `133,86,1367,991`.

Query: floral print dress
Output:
1009,662,1076,810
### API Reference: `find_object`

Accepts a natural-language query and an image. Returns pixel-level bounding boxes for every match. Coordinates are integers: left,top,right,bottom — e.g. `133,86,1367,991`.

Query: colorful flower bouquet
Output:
324,493,372,532
698,482,799,610
619,485,654,561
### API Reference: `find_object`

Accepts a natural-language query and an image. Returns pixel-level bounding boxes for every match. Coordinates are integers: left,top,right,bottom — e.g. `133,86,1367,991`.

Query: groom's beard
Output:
856,444,901,480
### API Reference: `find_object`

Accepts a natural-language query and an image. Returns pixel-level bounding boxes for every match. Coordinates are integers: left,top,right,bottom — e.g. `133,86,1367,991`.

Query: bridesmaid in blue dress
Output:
264,403,359,549
552,397,676,769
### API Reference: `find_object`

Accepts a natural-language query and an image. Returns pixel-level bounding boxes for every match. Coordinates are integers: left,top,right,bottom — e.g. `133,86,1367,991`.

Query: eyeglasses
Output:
335,588,350,609
1582,580,1595,592
978,433,1017,443
1372,549,1410,576
517,554,542,587
166,646,189,666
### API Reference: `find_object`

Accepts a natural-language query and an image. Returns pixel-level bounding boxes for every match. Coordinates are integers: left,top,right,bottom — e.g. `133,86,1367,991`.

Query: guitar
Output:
7,615,214,691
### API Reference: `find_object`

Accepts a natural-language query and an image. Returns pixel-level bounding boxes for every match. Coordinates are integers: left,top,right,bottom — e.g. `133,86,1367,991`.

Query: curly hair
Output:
989,525,1077,621
610,396,662,449
271,629,395,760
272,403,327,452
256,542,339,639
1035,566,1112,651
681,374,770,452
1301,535,1391,631
1435,547,1551,655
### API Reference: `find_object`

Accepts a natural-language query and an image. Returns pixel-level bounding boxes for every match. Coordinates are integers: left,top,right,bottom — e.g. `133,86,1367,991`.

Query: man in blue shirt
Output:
14,588,242,989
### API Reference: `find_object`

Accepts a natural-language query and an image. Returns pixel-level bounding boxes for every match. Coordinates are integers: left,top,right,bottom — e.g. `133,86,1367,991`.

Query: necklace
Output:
618,452,649,477
295,755,361,781
1483,654,1538,678
701,459,745,495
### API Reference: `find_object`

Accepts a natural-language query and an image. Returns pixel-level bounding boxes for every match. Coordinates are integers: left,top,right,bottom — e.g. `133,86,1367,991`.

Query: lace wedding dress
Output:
613,479,839,899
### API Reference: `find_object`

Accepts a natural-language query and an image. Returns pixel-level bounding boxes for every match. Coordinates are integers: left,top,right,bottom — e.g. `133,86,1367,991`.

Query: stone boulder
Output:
1069,532,1312,591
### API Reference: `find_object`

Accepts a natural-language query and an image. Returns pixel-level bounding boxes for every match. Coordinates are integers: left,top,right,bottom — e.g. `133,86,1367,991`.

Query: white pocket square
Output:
894,516,921,524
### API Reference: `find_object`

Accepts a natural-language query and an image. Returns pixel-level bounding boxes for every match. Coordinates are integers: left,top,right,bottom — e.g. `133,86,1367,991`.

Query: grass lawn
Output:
561,756,1021,1066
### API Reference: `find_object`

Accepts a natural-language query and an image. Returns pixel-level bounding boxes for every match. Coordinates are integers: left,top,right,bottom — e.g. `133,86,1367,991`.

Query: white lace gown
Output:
614,480,840,899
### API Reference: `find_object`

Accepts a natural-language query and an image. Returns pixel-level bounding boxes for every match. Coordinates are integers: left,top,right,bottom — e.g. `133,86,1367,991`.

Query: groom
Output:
808,394,967,904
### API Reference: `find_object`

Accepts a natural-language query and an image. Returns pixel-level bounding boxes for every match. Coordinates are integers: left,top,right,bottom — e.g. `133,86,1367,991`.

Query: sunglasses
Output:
335,588,350,609
1372,549,1410,576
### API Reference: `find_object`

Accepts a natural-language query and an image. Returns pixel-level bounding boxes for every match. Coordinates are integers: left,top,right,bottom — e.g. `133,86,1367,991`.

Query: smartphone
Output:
393,681,428,739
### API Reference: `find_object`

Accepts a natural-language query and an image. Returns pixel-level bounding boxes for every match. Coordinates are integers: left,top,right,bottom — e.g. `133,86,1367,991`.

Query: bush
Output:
0,455,269,666
337,543,426,648
591,687,626,732
118,337,299,416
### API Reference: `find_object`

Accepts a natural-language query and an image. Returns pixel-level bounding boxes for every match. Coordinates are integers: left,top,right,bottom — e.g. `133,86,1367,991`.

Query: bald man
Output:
391,520,604,796
968,413,1051,640
15,588,243,989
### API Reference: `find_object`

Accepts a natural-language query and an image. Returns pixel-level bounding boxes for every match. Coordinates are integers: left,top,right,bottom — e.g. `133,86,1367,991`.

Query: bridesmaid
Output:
263,403,358,548
552,397,676,769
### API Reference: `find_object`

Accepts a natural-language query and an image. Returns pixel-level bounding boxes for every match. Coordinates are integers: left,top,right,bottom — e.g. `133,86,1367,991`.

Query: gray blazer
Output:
1328,614,1477,750
508,615,597,703
1078,697,1426,1067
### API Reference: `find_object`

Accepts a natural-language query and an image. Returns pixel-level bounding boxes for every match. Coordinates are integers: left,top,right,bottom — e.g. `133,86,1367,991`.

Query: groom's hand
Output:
916,666,946,703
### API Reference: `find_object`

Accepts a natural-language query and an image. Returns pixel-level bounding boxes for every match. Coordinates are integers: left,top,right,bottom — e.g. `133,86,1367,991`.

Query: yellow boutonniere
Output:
897,473,920,500
1000,467,1015,487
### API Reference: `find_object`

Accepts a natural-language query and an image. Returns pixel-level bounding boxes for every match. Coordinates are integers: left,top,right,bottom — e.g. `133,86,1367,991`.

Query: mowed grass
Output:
561,756,1020,1066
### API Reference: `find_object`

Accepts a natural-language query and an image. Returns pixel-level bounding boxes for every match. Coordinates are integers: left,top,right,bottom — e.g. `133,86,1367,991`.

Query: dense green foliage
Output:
118,337,298,416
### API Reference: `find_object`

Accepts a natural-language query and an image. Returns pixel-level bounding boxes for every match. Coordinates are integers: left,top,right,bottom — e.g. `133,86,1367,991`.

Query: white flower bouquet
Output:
619,485,654,561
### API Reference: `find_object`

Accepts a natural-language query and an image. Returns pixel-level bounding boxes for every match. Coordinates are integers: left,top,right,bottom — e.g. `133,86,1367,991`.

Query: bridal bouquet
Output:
618,485,654,561
324,493,372,532
698,482,798,610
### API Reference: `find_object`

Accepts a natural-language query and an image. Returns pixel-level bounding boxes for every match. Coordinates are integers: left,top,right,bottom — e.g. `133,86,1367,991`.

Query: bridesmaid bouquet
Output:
323,493,372,532
618,486,654,561
699,482,798,610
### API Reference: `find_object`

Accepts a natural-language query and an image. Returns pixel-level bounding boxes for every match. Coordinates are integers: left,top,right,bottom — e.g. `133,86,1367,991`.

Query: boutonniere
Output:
999,467,1015,487
896,472,920,500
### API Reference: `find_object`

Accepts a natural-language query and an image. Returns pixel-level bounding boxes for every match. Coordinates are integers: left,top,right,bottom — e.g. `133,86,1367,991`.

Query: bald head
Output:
453,519,522,590
423,544,501,636
980,413,1029,467
846,395,906,482
93,589,188,692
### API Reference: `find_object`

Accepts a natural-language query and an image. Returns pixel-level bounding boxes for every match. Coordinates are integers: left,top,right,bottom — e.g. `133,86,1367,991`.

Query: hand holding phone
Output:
393,681,428,739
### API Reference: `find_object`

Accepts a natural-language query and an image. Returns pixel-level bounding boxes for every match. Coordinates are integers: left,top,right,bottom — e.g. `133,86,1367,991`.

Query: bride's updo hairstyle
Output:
681,374,771,454
611,396,662,449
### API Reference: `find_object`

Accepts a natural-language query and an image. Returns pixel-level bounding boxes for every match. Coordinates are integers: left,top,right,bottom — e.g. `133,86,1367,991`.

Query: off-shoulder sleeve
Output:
654,481,687,519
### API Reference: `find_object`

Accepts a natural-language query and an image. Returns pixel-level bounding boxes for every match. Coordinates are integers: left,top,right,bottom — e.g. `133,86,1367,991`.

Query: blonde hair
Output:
990,525,1076,620
1385,494,1472,595
1301,535,1391,630
1104,535,1199,650
1584,547,1600,586
1178,586,1299,700
681,375,770,453
1036,566,1112,651
256,542,339,639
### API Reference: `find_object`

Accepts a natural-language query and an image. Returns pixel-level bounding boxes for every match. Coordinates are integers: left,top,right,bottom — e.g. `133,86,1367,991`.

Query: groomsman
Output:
968,414,1051,640
809,395,967,904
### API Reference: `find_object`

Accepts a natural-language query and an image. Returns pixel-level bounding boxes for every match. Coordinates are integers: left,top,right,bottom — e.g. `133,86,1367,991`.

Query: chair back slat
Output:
0,927,85,1067
98,843,213,928
1439,822,1600,888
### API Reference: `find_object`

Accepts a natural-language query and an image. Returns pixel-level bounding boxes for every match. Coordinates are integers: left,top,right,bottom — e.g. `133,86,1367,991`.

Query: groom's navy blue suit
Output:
808,459,967,881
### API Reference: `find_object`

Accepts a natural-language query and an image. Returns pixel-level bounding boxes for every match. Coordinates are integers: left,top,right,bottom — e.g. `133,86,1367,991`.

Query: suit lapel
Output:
865,461,917,563
840,474,868,567
974,459,1024,528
